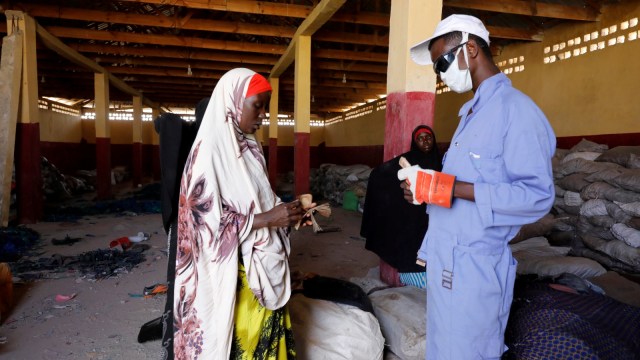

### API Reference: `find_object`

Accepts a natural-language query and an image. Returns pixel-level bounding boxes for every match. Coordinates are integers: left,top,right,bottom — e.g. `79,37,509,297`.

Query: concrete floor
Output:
0,199,381,359
1,189,639,359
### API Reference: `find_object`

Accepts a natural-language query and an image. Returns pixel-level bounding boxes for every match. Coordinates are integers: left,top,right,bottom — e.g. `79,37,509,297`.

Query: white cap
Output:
410,14,490,65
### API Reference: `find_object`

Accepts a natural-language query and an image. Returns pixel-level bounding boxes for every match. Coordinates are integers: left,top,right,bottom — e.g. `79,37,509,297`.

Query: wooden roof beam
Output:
17,4,387,47
69,43,280,65
444,0,599,21
486,25,542,41
15,4,296,37
5,11,160,108
271,0,347,77
44,26,287,54
116,0,389,26
93,55,273,74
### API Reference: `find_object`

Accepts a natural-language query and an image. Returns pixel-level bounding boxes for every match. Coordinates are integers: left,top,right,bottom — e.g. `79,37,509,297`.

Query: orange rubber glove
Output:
398,165,456,208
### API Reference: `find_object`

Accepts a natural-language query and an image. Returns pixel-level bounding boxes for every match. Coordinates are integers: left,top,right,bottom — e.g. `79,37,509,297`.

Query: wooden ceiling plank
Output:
45,26,287,54
444,0,598,21
18,4,296,38
70,43,279,65
93,55,273,73
19,4,388,47
25,14,159,108
313,48,388,62
116,0,388,26
486,25,542,41
314,30,388,46
62,45,388,74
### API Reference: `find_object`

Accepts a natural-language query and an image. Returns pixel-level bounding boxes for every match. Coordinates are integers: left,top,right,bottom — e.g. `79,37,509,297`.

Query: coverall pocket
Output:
468,147,503,183
450,245,506,358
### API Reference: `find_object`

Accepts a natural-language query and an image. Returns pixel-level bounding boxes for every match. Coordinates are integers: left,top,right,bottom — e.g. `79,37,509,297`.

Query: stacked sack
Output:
552,139,640,273
311,164,371,206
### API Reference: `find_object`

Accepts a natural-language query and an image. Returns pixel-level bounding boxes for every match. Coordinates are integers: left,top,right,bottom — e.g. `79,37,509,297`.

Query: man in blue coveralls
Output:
398,15,556,359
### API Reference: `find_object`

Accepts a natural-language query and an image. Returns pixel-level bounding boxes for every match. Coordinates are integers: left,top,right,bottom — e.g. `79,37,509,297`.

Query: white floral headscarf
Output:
173,68,290,359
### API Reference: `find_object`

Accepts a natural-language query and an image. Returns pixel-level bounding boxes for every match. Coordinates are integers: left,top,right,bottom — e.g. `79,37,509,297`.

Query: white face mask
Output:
440,37,472,93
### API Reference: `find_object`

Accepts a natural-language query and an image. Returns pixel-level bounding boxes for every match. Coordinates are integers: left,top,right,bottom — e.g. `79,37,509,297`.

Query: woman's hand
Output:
253,200,305,229
400,181,415,204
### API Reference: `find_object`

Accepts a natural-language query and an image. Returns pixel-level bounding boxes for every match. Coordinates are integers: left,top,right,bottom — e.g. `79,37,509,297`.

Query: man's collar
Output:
458,73,509,117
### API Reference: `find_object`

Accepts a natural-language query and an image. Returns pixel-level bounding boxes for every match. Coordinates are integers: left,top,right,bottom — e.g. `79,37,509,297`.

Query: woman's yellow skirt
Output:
230,262,296,359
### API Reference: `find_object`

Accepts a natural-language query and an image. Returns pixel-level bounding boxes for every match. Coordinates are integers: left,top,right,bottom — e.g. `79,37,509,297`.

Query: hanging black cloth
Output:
360,125,442,273
154,98,208,233
140,98,208,360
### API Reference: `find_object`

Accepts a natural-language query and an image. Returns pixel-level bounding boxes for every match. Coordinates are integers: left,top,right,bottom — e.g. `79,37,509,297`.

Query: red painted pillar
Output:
132,142,142,186
10,11,43,224
268,138,278,189
294,133,310,195
380,0,442,286
293,36,311,196
96,137,112,200
15,123,43,223
152,145,161,181
384,92,436,161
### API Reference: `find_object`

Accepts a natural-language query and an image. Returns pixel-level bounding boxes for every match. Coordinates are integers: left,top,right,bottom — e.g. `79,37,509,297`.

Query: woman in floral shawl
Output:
173,68,305,359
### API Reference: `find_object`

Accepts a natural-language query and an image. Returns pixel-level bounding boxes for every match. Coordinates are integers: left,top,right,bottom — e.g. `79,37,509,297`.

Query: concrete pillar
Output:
132,95,143,187
268,77,279,190
381,0,442,286
7,11,43,223
384,0,442,162
293,35,311,196
0,26,23,226
151,107,161,181
94,72,111,200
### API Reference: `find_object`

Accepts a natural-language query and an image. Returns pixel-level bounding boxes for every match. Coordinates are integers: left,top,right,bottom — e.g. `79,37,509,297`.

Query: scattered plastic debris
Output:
128,232,150,243
55,293,77,303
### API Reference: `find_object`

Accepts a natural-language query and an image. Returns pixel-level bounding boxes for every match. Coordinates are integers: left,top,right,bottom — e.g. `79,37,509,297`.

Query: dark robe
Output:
151,98,208,360
360,125,442,273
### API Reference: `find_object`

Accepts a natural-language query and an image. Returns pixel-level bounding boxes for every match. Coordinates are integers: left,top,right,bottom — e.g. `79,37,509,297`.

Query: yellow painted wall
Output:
324,109,386,146
142,121,156,144
433,0,640,142
81,120,96,143
272,125,324,146
81,120,157,144
39,110,82,142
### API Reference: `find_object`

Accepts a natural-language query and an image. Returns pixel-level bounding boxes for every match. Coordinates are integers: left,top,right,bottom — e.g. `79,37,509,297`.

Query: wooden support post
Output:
151,107,161,181
6,11,43,224
268,77,279,190
132,95,143,187
0,30,23,226
294,35,311,196
94,72,112,200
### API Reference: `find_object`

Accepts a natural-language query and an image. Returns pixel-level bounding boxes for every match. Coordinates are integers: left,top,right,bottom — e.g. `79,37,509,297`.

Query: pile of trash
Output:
0,226,41,262
8,246,147,281
310,164,372,209
43,183,161,222
41,156,94,201
552,139,640,273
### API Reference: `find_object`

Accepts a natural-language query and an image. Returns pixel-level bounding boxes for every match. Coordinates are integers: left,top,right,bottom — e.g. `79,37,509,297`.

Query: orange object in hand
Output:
398,164,456,208
415,170,456,208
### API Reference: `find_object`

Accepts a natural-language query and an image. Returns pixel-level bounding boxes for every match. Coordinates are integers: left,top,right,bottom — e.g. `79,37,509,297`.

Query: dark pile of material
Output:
8,247,147,281
41,156,94,201
0,227,41,262
504,274,640,359
43,183,162,222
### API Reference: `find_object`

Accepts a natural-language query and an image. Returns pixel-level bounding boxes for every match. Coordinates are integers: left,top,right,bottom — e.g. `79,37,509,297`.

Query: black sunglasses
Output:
433,41,468,75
